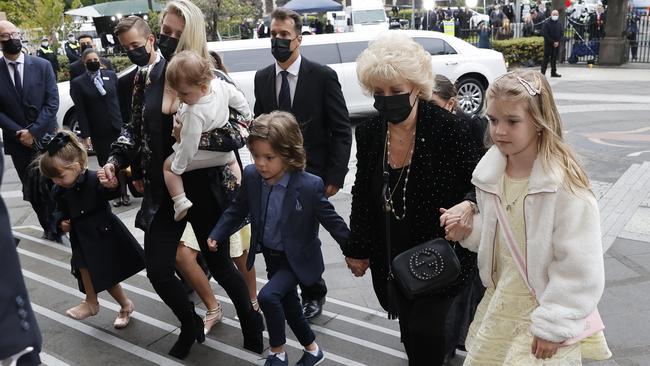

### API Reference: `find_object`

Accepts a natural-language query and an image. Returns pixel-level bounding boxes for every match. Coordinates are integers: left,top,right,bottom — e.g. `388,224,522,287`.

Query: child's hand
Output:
60,219,71,233
98,163,119,189
531,336,560,359
439,202,474,241
207,238,218,252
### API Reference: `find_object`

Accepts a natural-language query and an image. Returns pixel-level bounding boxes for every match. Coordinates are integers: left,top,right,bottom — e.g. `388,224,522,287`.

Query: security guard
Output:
36,36,59,73
64,33,80,63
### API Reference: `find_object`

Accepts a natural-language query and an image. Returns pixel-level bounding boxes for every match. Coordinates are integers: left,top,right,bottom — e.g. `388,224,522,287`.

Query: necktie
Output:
9,62,22,98
92,72,106,96
278,70,291,111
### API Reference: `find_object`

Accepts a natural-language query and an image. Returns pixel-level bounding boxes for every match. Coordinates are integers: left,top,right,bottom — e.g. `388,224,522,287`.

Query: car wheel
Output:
456,77,485,115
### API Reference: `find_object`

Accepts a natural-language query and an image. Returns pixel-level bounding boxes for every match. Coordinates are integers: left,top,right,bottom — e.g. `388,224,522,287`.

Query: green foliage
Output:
0,0,32,27
193,0,261,40
492,37,545,66
148,10,161,36
56,55,132,82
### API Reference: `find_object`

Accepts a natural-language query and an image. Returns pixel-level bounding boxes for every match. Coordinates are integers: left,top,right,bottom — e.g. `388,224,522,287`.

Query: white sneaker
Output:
173,198,193,221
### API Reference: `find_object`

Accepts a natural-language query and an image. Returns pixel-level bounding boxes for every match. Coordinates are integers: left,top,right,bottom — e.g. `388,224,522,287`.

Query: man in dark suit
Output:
253,8,352,320
0,20,60,240
0,142,43,365
68,34,115,80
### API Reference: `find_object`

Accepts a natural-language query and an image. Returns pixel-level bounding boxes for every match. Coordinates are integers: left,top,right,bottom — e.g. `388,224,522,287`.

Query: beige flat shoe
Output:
114,299,134,329
203,300,223,335
66,301,99,320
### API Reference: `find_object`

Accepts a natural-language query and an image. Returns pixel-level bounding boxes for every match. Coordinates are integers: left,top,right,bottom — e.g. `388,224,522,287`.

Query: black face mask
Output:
373,91,415,124
80,43,94,52
1,38,22,55
85,60,101,72
271,37,296,63
157,33,179,61
126,42,151,67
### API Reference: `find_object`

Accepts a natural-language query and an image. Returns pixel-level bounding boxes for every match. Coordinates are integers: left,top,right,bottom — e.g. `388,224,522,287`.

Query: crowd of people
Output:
0,1,616,365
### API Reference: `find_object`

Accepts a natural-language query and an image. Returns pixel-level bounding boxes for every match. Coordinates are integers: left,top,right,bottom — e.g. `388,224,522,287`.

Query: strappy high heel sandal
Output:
203,300,223,335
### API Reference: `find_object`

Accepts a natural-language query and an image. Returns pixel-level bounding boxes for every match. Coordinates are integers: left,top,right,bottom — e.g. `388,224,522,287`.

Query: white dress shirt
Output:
274,54,301,107
3,52,25,88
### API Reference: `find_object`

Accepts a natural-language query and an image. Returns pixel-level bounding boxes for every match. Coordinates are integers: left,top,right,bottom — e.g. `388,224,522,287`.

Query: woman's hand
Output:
439,200,474,241
132,179,144,193
207,238,218,252
60,219,71,233
97,163,119,189
345,257,370,277
172,114,182,143
531,336,561,359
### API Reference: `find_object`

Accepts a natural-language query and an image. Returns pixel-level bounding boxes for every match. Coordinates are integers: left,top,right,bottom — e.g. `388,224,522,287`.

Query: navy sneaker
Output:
263,353,288,366
295,349,324,366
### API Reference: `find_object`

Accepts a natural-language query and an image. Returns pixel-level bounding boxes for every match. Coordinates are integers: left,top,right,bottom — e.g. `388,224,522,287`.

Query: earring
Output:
537,130,542,136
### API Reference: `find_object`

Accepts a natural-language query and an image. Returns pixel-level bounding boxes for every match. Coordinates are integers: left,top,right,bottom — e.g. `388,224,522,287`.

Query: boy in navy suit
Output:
209,111,350,366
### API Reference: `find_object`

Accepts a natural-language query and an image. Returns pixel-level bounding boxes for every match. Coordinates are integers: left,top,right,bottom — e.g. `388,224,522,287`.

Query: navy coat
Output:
53,170,145,293
210,166,350,286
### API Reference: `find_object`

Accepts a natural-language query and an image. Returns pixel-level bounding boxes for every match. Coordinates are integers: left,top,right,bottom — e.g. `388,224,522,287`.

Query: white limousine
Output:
56,30,507,131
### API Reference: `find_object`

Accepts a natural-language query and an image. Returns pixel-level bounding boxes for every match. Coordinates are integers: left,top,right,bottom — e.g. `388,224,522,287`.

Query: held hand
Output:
60,219,71,233
345,257,370,277
172,115,182,142
132,179,144,193
439,201,474,241
98,163,119,189
16,129,34,147
207,238,218,252
553,41,559,48
325,184,339,198
531,336,561,359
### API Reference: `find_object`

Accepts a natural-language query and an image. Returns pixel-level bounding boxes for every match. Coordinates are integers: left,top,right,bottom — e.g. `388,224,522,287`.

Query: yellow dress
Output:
464,175,583,365
181,223,251,258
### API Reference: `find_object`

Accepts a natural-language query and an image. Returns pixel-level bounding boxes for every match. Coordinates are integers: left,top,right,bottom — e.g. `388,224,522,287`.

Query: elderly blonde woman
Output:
343,32,484,366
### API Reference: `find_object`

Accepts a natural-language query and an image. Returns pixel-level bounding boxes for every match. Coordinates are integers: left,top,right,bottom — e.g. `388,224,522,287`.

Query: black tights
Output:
145,169,253,326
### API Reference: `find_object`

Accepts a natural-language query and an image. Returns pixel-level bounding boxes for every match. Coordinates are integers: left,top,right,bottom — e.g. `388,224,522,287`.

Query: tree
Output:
192,0,261,41
0,0,33,27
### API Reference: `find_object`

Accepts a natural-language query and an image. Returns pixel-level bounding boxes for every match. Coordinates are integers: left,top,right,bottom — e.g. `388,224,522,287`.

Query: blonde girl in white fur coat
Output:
440,70,611,365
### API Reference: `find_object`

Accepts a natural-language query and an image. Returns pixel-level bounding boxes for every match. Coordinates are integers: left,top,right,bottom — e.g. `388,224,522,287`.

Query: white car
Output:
57,30,506,129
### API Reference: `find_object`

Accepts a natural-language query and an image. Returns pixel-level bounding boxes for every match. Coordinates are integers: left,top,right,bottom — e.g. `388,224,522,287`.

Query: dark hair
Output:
248,111,306,171
114,16,152,38
271,8,302,36
432,74,457,101
81,48,99,62
209,50,228,74
77,34,93,42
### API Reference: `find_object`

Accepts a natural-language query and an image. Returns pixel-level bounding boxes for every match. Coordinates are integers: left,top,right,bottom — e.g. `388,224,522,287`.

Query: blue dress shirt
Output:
260,172,291,251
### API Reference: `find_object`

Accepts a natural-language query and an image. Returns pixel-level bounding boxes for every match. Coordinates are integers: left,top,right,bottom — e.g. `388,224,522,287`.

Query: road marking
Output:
627,150,650,157
23,270,261,364
39,352,71,366
18,247,395,363
30,302,185,366
15,228,401,339
1,190,23,199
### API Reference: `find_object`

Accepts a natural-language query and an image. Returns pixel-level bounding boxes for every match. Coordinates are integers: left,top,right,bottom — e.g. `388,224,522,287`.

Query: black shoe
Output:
242,309,264,354
168,307,204,359
551,73,562,78
302,298,325,320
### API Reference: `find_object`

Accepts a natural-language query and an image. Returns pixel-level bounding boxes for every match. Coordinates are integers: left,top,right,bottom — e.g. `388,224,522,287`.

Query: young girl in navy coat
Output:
209,111,350,366
37,131,145,329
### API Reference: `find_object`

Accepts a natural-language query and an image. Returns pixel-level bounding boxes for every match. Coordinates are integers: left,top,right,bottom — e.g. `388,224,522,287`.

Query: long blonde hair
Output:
36,130,88,179
486,70,590,193
161,0,214,68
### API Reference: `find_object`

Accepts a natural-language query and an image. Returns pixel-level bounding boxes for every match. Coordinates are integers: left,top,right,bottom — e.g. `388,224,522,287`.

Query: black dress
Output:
53,170,145,293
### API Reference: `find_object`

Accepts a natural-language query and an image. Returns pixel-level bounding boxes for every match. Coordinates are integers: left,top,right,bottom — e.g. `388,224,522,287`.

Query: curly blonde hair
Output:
356,32,433,101
248,111,306,172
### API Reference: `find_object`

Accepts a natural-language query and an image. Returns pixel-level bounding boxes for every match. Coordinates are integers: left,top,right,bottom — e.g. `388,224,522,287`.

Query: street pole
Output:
412,0,415,29
147,0,153,11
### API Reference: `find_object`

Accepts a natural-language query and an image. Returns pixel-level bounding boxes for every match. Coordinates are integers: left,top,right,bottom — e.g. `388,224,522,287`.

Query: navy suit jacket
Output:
70,69,122,139
0,55,58,156
210,165,350,286
0,143,42,365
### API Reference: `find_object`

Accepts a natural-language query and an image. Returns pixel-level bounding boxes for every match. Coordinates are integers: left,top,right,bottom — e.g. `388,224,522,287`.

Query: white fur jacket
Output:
461,146,607,343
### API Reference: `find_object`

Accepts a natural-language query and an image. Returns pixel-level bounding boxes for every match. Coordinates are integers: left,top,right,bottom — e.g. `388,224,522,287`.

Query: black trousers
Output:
11,154,57,235
541,43,559,75
299,278,327,302
145,169,254,325
398,293,454,366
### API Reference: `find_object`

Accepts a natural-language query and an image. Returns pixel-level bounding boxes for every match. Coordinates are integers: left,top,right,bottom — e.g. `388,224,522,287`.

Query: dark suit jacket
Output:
210,165,350,286
70,69,122,139
0,55,58,156
0,143,42,365
69,57,115,81
253,57,352,188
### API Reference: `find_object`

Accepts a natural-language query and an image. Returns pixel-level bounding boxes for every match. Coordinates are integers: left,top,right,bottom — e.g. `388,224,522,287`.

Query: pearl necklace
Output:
384,128,416,221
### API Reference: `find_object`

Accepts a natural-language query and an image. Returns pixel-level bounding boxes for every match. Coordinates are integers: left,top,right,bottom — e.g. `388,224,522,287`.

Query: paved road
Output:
4,65,650,365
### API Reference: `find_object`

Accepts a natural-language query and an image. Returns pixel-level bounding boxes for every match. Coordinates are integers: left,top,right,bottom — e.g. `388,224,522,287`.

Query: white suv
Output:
57,30,506,129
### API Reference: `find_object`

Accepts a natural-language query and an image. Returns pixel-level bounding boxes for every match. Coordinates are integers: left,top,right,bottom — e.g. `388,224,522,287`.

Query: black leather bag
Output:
391,238,461,299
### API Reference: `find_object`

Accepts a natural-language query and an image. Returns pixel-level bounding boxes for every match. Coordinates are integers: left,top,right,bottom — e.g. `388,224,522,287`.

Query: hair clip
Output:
38,132,70,156
517,76,540,96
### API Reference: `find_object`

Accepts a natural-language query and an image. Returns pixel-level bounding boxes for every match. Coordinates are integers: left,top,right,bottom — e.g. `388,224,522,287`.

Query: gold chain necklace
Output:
503,176,528,212
383,128,416,220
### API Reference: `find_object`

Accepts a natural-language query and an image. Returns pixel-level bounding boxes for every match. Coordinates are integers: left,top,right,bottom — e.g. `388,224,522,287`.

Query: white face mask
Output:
41,42,49,47
68,36,75,42
551,15,559,21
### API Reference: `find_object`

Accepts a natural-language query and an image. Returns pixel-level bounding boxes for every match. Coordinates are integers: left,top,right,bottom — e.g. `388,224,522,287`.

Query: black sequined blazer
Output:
344,101,484,307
